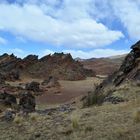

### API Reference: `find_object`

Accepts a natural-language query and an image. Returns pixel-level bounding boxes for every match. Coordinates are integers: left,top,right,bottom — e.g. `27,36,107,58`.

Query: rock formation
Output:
84,40,140,106
28,53,95,80
0,53,95,81
19,92,36,113
25,81,40,92
41,76,60,88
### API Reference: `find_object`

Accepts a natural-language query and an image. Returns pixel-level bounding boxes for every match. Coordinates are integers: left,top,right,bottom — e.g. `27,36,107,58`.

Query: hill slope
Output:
80,55,125,75
84,40,140,106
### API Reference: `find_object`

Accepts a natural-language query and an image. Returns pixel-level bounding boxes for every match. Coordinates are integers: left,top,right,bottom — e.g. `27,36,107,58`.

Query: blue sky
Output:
0,0,139,58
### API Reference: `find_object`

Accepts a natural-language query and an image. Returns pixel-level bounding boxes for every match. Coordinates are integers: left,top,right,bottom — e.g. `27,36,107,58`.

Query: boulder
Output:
25,81,40,92
0,92,17,106
1,109,16,121
19,92,36,113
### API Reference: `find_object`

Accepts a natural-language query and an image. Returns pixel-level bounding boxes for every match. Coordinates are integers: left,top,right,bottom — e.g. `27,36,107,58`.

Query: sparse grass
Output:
83,92,105,107
133,108,140,123
29,112,39,121
84,126,93,133
70,113,80,129
13,115,24,124
1,82,140,140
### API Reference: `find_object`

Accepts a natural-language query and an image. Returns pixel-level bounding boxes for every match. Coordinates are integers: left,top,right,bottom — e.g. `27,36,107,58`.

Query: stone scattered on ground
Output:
104,96,125,104
0,108,16,121
36,104,75,115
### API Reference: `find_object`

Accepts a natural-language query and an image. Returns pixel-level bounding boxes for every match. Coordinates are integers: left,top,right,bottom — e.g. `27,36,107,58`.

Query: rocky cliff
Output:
84,40,140,106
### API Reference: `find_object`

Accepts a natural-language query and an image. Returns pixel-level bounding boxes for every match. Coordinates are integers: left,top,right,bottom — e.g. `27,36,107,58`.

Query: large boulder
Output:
25,81,40,92
19,92,36,113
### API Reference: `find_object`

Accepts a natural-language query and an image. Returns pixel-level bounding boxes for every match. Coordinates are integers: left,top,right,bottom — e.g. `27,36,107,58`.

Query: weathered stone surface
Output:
84,40,140,106
28,53,95,80
104,96,125,104
0,73,5,84
19,92,36,113
1,109,16,121
25,81,40,92
0,52,95,81
41,76,60,88
0,92,17,106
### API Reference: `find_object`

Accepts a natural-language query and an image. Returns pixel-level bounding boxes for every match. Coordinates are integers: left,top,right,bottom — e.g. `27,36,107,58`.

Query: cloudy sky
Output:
0,0,139,58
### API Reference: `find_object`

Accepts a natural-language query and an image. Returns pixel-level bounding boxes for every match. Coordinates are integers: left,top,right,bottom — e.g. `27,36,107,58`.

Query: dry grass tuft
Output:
133,108,140,123
13,115,24,124
29,113,40,121
71,114,80,129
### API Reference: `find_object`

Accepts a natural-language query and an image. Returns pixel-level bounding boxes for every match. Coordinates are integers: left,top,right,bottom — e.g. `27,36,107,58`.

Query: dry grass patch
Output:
13,115,24,124
29,112,40,121
133,108,140,123
70,111,81,129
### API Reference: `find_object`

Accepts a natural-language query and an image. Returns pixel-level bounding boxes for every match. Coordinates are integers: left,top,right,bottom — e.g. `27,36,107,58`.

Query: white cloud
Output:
0,2,124,48
16,36,27,43
110,0,140,40
42,49,129,59
0,36,7,45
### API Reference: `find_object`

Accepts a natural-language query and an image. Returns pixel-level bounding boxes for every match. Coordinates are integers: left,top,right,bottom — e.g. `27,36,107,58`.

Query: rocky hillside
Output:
80,55,125,75
0,53,95,81
84,40,140,106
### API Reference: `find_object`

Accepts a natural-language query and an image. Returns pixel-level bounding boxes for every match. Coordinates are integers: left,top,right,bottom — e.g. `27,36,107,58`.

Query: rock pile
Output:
0,91,36,115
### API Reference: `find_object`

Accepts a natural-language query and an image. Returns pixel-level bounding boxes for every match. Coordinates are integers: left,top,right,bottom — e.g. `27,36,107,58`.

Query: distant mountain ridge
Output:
0,53,95,81
77,54,126,75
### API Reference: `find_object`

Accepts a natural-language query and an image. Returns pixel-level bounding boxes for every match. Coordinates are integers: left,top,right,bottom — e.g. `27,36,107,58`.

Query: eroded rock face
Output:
0,53,95,81
19,92,36,113
27,53,95,80
41,76,60,88
100,40,140,87
0,73,5,84
0,54,22,81
112,40,140,85
84,40,140,106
